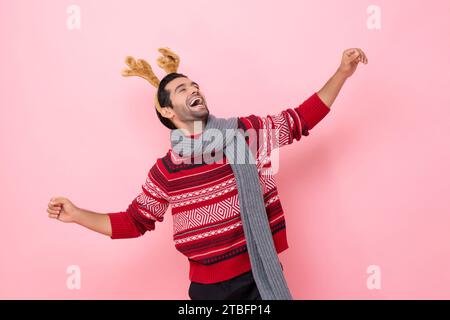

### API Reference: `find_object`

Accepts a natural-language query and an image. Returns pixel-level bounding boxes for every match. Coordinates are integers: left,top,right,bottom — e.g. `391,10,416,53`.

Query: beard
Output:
180,102,209,122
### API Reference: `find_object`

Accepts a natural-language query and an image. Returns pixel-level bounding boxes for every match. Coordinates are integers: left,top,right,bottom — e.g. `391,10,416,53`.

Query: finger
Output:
48,213,59,219
357,48,367,64
48,203,62,210
47,207,60,215
48,206,61,213
49,199,62,207
349,51,360,62
49,199,62,205
47,209,60,215
361,51,368,64
356,48,365,63
51,197,68,206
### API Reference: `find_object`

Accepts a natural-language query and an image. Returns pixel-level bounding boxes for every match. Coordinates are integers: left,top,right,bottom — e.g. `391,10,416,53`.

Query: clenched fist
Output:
47,197,79,223
338,48,368,78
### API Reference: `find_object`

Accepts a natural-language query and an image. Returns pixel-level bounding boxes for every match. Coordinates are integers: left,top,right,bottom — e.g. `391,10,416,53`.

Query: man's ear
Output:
159,107,175,120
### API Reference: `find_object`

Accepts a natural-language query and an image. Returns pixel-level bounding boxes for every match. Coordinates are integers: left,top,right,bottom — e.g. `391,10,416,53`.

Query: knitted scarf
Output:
170,114,293,300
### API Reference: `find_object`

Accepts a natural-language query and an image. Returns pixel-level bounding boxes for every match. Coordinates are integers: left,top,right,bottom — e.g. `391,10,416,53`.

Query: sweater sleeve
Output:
238,92,330,157
107,166,169,239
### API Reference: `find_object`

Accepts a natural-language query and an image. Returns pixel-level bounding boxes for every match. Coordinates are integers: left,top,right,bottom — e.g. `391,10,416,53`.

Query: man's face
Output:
162,77,209,126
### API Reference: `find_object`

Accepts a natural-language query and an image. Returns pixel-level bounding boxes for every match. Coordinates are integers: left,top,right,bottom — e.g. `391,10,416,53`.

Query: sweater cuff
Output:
108,211,142,239
296,92,330,133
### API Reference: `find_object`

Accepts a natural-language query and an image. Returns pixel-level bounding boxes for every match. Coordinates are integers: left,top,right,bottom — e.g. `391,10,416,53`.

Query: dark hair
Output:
156,72,187,129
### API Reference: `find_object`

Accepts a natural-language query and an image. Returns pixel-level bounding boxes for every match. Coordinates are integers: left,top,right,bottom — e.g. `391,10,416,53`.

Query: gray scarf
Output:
170,114,292,300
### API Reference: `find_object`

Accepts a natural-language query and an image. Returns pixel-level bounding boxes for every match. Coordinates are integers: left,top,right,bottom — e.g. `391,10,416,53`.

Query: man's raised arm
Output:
317,48,368,108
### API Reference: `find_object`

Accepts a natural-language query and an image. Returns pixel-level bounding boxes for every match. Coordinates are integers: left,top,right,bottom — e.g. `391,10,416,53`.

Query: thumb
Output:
50,196,70,206
350,50,360,59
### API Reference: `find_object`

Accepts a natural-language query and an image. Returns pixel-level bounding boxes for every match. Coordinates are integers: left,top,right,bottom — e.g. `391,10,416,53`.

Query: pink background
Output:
1,0,449,299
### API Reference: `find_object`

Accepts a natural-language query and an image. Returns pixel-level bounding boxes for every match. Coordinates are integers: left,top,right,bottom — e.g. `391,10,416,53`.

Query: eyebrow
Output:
174,81,199,93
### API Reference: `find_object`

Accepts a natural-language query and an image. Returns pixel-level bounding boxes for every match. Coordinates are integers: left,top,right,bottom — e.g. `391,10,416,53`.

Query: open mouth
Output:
187,96,205,109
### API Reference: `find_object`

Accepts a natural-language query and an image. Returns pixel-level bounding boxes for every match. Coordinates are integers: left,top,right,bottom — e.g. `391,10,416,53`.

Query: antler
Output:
121,47,181,114
121,56,160,88
156,47,180,73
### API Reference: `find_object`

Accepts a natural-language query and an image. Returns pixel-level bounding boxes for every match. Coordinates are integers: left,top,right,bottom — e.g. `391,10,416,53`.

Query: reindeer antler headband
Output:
121,47,180,114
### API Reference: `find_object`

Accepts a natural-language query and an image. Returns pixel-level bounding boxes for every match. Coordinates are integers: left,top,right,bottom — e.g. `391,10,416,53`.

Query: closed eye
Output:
176,81,200,93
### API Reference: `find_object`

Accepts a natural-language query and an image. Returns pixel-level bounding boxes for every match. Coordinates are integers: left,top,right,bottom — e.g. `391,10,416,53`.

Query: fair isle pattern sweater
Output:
108,92,330,284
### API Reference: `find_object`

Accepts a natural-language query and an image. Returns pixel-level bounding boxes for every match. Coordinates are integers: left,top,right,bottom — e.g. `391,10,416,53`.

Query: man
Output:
47,48,368,300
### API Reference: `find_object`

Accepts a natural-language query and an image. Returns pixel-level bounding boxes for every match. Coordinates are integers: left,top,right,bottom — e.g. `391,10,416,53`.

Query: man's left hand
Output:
337,48,368,78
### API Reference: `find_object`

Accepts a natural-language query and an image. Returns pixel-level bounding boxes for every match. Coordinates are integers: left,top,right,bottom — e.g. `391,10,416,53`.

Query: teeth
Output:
189,97,202,106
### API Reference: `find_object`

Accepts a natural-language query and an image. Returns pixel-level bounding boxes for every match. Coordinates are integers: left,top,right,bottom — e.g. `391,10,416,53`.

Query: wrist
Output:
336,67,350,80
72,207,84,224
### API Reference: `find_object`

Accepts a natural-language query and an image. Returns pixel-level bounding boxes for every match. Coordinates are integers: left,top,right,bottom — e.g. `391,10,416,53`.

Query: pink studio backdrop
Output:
1,0,449,299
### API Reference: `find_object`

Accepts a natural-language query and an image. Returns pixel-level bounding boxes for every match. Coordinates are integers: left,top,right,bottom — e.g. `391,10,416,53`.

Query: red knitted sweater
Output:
108,92,330,284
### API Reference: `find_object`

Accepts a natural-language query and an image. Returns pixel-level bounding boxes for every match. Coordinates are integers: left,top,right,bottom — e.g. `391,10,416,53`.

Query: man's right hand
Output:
47,196,113,237
47,197,79,223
